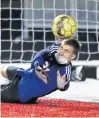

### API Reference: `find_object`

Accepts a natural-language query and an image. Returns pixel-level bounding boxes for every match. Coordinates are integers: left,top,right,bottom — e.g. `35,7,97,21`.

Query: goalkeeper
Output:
1,38,80,103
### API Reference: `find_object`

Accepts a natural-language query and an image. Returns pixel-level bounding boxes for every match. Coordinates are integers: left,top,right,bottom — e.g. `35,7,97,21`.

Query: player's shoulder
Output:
48,43,60,54
49,43,60,49
32,43,60,62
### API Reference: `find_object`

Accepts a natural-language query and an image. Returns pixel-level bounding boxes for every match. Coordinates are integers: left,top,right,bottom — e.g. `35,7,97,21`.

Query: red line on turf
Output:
1,98,99,117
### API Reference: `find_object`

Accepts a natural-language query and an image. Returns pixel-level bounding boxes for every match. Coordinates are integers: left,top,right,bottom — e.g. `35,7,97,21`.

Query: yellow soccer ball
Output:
52,14,77,39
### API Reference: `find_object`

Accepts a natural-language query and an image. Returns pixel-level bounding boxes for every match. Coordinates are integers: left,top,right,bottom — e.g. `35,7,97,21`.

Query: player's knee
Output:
1,67,8,78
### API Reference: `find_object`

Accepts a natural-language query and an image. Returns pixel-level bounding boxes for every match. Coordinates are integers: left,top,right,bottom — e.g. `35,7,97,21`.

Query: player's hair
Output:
62,38,81,55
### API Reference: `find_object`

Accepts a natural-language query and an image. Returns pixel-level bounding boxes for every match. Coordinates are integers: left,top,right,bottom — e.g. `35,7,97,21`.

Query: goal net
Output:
1,0,99,66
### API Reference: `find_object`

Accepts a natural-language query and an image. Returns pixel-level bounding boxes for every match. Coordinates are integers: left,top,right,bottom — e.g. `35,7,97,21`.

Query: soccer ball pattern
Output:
52,14,77,39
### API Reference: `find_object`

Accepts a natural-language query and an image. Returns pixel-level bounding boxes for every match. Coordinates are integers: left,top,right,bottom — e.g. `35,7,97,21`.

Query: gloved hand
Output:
57,70,70,89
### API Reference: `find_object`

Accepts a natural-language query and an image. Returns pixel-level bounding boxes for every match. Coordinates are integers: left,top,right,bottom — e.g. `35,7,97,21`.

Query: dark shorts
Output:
1,66,21,103
1,66,37,103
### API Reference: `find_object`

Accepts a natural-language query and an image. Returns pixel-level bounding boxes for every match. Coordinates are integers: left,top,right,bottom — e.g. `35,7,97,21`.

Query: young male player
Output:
1,38,80,103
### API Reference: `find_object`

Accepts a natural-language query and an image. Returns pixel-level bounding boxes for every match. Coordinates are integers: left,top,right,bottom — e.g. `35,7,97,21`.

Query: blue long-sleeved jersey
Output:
17,44,72,102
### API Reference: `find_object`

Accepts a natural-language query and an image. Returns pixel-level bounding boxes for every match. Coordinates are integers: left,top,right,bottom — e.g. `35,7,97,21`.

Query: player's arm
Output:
34,62,48,84
31,43,59,84
57,65,71,91
16,50,49,83
32,43,59,65
32,49,50,84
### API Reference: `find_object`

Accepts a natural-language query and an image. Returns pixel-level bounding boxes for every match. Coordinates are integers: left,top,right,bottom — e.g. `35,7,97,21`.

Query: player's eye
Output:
64,49,69,53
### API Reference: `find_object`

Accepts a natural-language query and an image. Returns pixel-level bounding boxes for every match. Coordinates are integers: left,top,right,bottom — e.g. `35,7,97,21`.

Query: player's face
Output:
57,44,76,63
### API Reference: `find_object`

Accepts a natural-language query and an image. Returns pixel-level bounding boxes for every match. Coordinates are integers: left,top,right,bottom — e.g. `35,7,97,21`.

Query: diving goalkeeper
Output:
1,38,80,103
